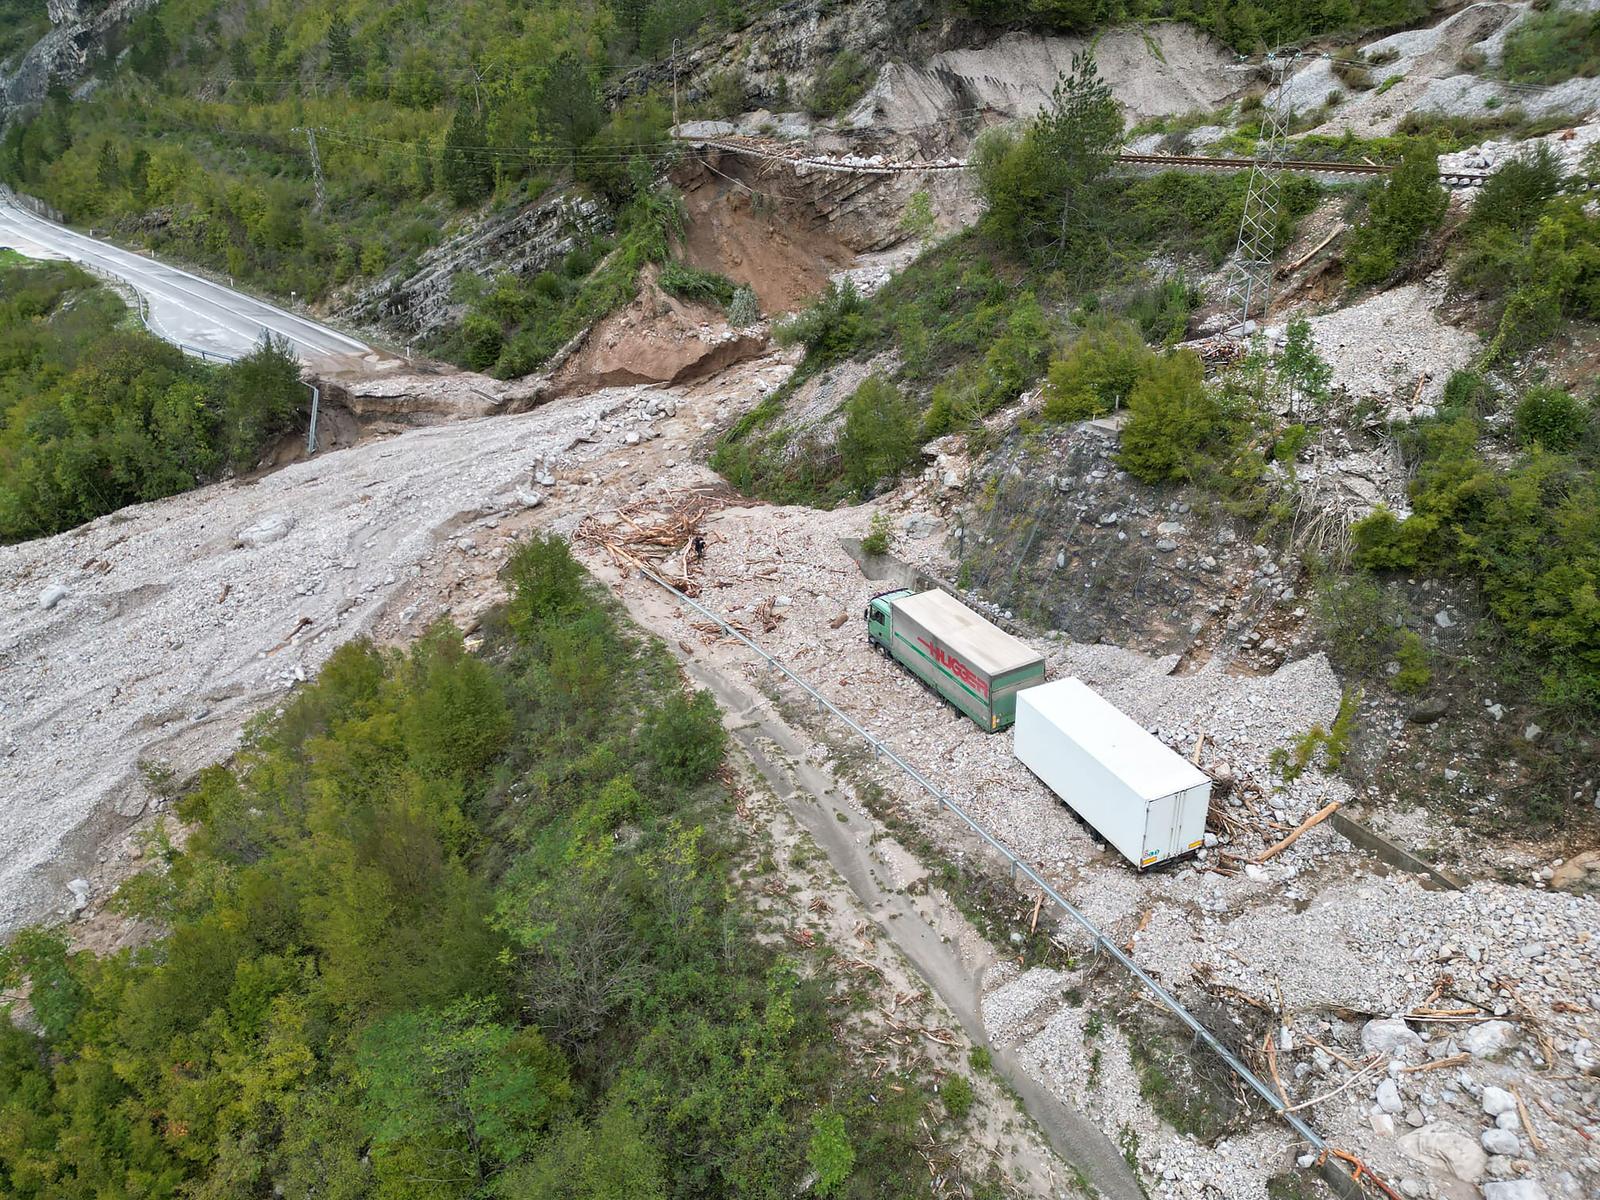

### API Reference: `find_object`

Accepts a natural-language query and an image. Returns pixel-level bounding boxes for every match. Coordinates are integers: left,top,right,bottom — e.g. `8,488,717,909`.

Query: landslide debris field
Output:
6,0,1600,1196
5,337,1594,1199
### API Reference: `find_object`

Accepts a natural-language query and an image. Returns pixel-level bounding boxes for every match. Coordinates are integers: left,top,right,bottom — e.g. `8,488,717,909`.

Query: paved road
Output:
0,191,381,368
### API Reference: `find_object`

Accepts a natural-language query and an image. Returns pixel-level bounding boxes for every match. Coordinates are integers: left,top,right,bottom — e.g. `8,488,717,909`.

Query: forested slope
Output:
0,538,984,1200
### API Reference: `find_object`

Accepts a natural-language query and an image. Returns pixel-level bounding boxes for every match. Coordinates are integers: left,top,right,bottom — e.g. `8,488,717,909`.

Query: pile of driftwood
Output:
574,488,727,596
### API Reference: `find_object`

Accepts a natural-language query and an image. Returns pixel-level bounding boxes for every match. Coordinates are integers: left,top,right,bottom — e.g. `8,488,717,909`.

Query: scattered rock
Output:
1481,1128,1520,1156
1482,1182,1550,1200
903,514,943,540
1376,1078,1404,1113
65,877,90,914
1482,1086,1516,1117
1408,696,1449,724
37,582,70,610
1363,1017,1424,1056
1462,1019,1518,1057
1155,538,1178,552
1434,609,1455,628
514,487,545,509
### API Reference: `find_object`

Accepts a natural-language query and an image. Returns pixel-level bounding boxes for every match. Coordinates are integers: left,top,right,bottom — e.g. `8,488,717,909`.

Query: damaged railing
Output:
636,562,1396,1199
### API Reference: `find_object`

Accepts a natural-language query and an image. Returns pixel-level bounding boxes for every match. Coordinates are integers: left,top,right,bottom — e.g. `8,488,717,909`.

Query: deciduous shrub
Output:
839,375,921,496
640,688,726,787
1041,317,1153,421
1514,386,1588,450
1345,144,1448,286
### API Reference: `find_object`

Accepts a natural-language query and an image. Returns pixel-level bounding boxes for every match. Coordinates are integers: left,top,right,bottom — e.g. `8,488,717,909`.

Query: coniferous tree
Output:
441,104,493,206
326,15,356,80
538,53,602,168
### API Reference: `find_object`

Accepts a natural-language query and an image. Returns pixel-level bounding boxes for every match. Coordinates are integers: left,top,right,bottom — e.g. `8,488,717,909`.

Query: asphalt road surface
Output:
0,190,381,368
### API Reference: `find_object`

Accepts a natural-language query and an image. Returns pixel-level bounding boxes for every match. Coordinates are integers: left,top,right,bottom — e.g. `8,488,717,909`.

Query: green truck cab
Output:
867,588,1046,732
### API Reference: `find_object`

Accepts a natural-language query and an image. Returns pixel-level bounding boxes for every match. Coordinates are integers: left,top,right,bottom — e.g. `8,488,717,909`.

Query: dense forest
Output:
0,537,987,1199
0,255,308,542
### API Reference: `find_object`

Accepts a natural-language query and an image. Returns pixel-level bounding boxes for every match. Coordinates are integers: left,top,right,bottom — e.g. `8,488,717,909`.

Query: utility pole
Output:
1224,52,1298,333
672,38,680,131
294,126,327,212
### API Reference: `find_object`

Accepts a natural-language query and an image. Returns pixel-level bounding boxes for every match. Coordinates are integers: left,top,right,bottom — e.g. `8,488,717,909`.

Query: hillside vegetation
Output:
0,1,748,332
0,255,307,542
0,538,986,1200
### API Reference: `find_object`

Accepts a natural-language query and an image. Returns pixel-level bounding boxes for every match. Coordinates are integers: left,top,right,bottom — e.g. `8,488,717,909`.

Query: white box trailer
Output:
1014,678,1211,870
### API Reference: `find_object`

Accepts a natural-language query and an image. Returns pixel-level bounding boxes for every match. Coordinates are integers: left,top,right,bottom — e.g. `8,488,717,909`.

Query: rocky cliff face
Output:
342,190,611,341
1,0,154,124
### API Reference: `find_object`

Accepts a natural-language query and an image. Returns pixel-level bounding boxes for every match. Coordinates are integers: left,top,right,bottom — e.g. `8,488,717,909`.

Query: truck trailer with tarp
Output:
866,588,1046,732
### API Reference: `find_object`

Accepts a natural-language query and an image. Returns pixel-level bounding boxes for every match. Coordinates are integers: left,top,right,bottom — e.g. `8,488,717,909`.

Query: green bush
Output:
658,260,737,307
1392,630,1432,694
1514,386,1588,450
808,1111,856,1196
861,511,891,556
640,688,727,787
1353,401,1600,716
1345,144,1448,286
1117,350,1216,483
1501,4,1600,85
839,375,921,496
806,49,873,118
774,279,866,360
0,262,306,541
1041,317,1153,421
941,1073,975,1121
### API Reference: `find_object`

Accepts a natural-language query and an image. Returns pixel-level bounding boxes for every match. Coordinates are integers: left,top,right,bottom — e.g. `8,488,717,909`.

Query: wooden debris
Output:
829,611,849,630
217,582,232,604
1278,223,1346,277
573,487,728,596
1319,1148,1404,1200
1029,891,1044,934
1400,1053,1470,1074
1285,1054,1385,1113
753,595,782,633
1254,799,1341,863
1511,1086,1545,1153
265,616,313,655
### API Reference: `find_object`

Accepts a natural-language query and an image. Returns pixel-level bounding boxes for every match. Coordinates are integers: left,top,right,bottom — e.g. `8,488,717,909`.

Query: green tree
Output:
1514,385,1587,450
640,688,726,788
1277,315,1332,416
95,139,120,192
975,49,1121,270
360,1000,571,1184
838,374,919,495
218,332,303,468
326,15,357,80
1117,349,1216,482
127,12,170,78
442,104,494,206
539,53,602,167
1345,143,1448,286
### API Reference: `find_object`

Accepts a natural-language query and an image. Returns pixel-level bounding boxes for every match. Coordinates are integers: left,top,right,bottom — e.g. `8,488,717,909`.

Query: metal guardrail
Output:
635,563,1394,1194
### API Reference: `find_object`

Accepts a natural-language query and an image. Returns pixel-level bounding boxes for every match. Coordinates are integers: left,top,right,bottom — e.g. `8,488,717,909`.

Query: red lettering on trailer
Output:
916,637,990,698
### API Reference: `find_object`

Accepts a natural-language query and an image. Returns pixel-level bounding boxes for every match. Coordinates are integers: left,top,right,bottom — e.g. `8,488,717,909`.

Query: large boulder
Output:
1398,1124,1488,1184
1482,1183,1550,1200
233,513,296,548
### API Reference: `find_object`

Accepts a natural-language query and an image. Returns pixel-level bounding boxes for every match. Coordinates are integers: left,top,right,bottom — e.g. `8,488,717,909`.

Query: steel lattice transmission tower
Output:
1225,53,1299,331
